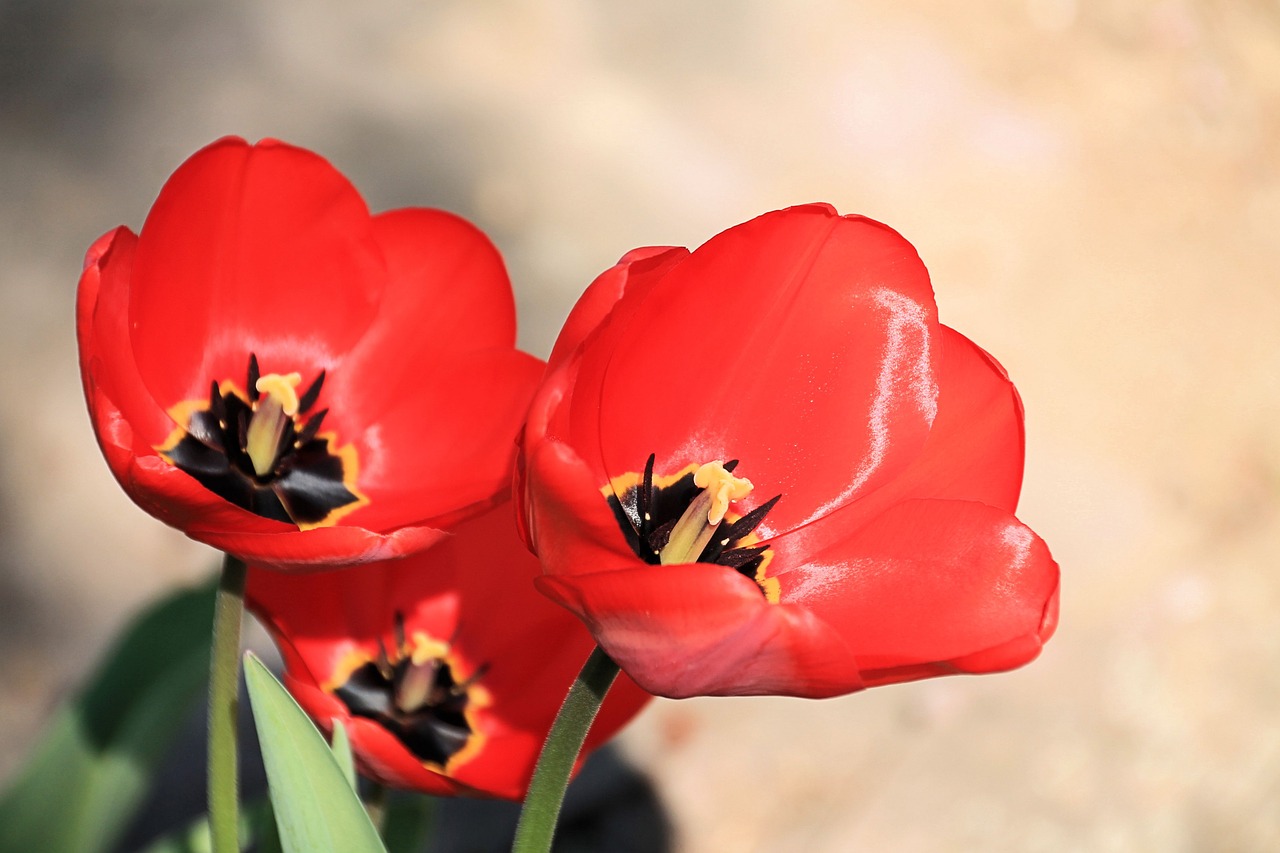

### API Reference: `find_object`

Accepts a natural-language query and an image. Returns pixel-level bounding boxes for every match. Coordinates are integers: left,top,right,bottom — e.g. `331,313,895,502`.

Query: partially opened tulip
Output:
517,204,1059,699
246,502,653,799
77,137,544,571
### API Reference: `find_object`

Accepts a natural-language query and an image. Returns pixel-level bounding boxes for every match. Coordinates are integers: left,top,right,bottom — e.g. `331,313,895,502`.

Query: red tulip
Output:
517,204,1059,699
245,502,653,799
77,137,544,571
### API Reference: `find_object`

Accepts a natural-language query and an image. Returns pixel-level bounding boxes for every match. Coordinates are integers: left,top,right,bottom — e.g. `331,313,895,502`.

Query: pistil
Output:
395,636,452,713
658,461,753,565
244,372,302,477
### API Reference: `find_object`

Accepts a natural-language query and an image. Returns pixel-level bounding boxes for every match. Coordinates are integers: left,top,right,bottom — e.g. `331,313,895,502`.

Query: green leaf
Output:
243,653,386,853
330,717,357,791
0,580,216,853
254,796,284,853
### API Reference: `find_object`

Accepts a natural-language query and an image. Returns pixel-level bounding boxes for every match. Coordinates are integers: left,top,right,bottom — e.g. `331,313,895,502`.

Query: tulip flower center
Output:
157,354,366,529
332,616,487,770
606,454,781,600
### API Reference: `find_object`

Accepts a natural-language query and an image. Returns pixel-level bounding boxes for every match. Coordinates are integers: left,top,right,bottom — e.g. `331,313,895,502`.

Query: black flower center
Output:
333,615,485,769
158,354,365,529
606,454,781,597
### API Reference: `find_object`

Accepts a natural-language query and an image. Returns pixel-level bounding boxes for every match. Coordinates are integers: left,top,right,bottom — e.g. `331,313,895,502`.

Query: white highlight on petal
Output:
780,558,868,604
801,288,938,525
990,522,1037,597
1001,522,1035,570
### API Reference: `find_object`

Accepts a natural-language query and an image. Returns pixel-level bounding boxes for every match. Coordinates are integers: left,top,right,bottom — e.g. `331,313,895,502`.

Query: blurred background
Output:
2,0,1279,849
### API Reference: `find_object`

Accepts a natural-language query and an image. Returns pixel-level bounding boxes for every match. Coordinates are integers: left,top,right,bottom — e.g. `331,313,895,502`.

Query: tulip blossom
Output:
517,204,1060,699
245,502,653,799
77,137,544,571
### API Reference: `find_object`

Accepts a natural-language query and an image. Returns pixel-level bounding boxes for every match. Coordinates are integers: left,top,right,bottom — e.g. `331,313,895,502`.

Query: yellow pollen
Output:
410,633,451,666
255,372,303,416
693,461,753,525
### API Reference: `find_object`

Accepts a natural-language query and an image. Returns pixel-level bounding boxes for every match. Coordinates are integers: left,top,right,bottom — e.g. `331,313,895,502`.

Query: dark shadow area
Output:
428,747,672,853
113,670,268,853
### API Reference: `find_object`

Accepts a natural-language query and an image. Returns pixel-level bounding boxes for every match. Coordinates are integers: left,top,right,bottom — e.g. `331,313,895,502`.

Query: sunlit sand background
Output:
3,1,1279,849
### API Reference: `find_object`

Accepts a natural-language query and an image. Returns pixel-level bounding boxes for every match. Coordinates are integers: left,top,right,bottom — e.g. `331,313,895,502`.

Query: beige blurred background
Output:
3,0,1279,849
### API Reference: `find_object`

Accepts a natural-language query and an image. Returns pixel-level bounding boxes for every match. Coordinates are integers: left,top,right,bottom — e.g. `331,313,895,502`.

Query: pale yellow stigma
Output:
410,633,451,666
245,372,303,477
693,461,753,525
659,460,754,565
397,634,453,713
255,372,303,416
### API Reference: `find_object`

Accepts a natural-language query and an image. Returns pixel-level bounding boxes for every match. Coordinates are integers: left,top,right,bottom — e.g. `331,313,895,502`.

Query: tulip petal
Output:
522,438,640,575
335,348,544,533
584,205,940,536
195,519,449,573
759,325,1027,561
330,208,521,425
129,137,386,406
537,564,862,698
546,246,689,373
561,247,692,484
772,498,1059,687
78,228,173,450
852,325,1024,511
514,355,591,550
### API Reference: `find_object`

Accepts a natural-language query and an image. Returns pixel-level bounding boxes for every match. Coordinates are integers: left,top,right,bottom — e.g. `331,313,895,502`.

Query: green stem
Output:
511,646,620,853
209,554,248,853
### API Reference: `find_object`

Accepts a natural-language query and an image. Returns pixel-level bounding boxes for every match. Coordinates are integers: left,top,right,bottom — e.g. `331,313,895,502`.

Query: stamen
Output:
297,370,326,414
247,354,261,402
375,638,394,681
638,453,655,538
294,409,328,448
451,663,490,696
208,381,226,426
394,612,408,652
